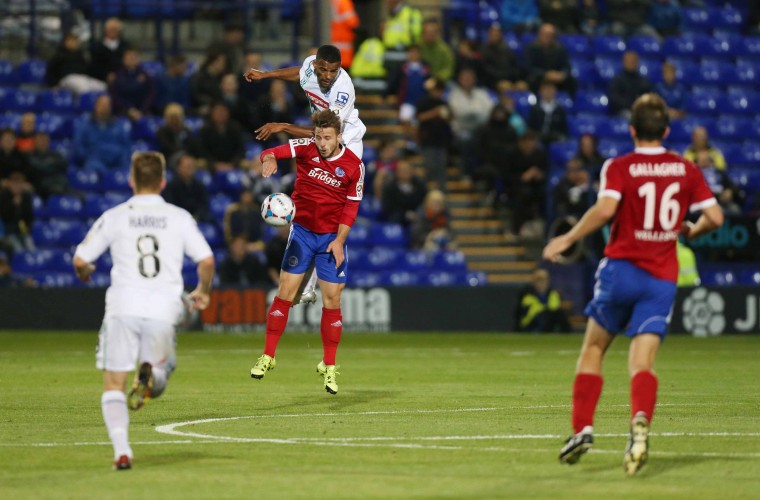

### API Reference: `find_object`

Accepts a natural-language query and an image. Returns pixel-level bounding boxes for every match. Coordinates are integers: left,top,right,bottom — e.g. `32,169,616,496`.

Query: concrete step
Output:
460,246,527,259
449,206,496,219
454,234,508,246
356,94,396,108
447,192,481,204
360,108,399,125
451,219,503,231
469,261,537,272
485,273,534,284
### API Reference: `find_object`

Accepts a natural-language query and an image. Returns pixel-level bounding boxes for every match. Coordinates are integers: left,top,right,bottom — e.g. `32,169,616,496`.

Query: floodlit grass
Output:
1,331,758,499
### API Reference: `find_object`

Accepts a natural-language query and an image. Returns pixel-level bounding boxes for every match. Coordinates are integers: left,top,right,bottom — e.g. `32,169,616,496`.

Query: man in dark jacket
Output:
219,236,271,287
522,23,576,95
609,51,652,116
192,102,246,172
527,80,568,145
90,17,132,82
162,154,210,220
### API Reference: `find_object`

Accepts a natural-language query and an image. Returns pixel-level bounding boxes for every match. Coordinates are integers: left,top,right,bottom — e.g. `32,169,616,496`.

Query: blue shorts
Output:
585,258,677,339
281,223,348,284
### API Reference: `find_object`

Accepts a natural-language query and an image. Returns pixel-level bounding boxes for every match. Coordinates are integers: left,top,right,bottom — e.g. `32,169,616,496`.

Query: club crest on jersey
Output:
335,92,349,107
335,167,345,177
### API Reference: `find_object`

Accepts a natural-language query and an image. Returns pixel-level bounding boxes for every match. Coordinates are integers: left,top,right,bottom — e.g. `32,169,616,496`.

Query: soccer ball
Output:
261,193,295,226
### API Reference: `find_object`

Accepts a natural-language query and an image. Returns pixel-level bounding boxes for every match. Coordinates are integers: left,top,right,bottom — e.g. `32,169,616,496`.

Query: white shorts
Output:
96,316,177,373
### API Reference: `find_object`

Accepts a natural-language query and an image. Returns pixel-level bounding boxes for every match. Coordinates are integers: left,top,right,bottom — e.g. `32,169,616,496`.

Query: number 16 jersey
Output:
75,194,213,324
599,147,716,282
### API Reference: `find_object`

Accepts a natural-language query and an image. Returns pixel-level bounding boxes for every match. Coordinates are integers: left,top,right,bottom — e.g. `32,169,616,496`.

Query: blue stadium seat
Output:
38,89,76,114
381,271,420,286
509,90,535,117
685,92,724,115
571,59,599,88
702,270,737,286
195,168,213,190
130,140,151,154
705,36,736,57
36,113,72,140
361,145,377,165
11,250,54,273
85,192,127,217
370,223,408,247
132,116,162,144
78,91,107,113
572,91,609,114
357,196,381,220
346,223,370,245
735,61,760,84
50,139,73,161
464,271,488,286
16,59,46,86
349,272,382,288
140,61,166,77
36,272,78,288
698,61,735,85
670,60,701,85
667,117,706,142
593,36,626,55
399,250,432,272
713,116,752,141
68,169,100,192
198,222,224,248
739,37,760,58
0,110,20,130
549,141,577,166
0,59,15,86
716,8,744,29
558,35,590,57
738,271,760,285
593,56,622,83
434,251,468,271
47,195,84,218
365,247,402,271
87,273,111,287
661,34,711,58
682,8,711,30
626,36,662,56
3,89,37,112
598,139,631,158
424,271,463,286
739,143,760,165
598,116,630,139
47,250,74,272
245,142,263,161
185,116,204,133
31,221,64,247
568,114,605,137
209,193,232,220
32,195,47,220
637,57,661,83
101,169,131,192
214,170,246,196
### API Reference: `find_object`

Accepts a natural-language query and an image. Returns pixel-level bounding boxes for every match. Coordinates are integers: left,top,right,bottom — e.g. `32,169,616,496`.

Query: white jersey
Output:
75,194,213,324
299,55,367,153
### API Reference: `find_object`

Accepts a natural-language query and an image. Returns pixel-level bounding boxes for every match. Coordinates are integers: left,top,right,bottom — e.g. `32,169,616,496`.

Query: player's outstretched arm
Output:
543,197,618,263
243,66,300,83
255,122,313,141
683,203,724,241
188,255,215,311
72,255,95,283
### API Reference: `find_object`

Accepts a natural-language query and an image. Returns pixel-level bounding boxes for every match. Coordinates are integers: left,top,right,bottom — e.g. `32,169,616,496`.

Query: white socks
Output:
101,390,132,460
304,269,318,292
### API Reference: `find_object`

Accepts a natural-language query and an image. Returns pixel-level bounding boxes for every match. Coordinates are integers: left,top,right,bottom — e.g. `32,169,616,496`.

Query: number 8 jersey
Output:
75,194,213,324
599,146,716,282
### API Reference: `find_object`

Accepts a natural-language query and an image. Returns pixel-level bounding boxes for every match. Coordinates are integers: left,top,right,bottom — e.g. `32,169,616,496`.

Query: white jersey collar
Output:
327,145,346,162
634,146,667,155
130,194,165,204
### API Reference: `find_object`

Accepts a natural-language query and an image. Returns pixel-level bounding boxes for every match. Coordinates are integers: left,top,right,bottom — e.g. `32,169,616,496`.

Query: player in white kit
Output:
73,152,215,470
244,45,367,304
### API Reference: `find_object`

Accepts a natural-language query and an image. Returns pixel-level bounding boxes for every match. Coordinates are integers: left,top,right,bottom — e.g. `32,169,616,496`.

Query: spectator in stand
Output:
655,61,686,119
477,104,519,201
0,129,32,181
695,150,742,216
481,24,526,92
683,126,726,171
579,0,601,35
265,225,290,285
500,0,540,34
239,51,272,104
448,67,495,179
251,80,297,148
419,18,455,83
527,80,568,146
609,51,652,117
499,93,528,136
573,133,605,179
330,0,360,68
73,95,131,172
109,48,155,121
454,39,485,85
517,268,571,333
523,23,576,96
191,51,227,115
350,26,387,80
387,44,430,150
27,132,69,200
411,189,453,251
647,0,682,37
554,157,592,220
749,2,760,35
539,0,580,34
157,54,192,111
156,103,192,162
90,17,132,83
507,130,548,239
416,78,452,191
380,159,428,227
605,0,660,38
15,113,36,153
220,73,256,131
193,102,245,172
219,236,271,287
0,172,35,252
46,32,106,93
0,250,36,288
162,154,209,221
223,189,265,250
207,24,246,75
369,139,401,198
382,0,423,74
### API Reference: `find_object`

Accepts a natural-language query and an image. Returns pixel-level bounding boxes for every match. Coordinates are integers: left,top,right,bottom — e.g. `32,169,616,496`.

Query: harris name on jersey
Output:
129,215,168,229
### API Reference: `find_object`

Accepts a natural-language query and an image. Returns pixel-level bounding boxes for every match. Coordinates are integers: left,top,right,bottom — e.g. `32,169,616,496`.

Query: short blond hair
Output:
131,151,166,191
163,103,185,121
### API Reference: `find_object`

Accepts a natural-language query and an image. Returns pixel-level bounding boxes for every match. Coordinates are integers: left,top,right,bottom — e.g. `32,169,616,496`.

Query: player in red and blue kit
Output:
249,110,364,395
543,94,724,475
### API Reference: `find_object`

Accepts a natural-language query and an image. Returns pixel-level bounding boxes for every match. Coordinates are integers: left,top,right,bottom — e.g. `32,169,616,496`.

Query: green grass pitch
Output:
1,330,759,499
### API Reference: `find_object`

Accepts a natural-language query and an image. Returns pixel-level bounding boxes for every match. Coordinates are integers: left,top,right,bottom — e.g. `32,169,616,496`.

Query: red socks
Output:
320,307,342,365
572,373,604,433
263,296,291,357
631,370,658,423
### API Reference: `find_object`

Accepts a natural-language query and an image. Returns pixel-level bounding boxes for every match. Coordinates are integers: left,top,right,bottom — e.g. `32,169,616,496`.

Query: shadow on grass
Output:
261,389,398,413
